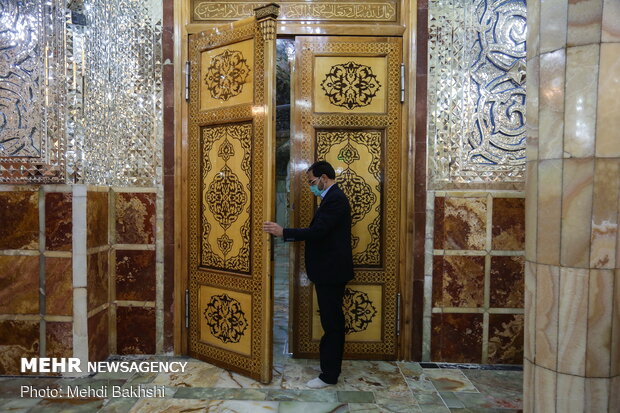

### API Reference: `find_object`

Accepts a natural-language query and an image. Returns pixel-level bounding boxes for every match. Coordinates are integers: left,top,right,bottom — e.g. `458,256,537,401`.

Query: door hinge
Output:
400,63,405,103
396,293,401,336
185,61,190,101
185,289,189,329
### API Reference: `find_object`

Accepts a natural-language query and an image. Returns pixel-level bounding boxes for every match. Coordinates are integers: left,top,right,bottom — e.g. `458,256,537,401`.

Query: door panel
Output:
291,36,402,360
187,5,278,383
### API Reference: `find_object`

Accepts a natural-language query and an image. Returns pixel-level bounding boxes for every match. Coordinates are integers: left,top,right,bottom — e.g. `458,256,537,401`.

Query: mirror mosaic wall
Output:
427,0,527,189
0,0,163,186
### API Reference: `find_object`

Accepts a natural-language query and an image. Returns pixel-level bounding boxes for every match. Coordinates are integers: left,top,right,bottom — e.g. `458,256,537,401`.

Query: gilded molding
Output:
193,1,396,22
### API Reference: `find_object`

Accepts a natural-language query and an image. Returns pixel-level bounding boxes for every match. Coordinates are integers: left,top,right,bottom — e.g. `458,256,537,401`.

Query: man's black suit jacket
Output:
282,184,354,285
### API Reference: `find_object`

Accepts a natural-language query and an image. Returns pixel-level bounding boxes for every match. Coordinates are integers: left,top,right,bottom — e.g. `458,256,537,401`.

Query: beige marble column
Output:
524,0,620,411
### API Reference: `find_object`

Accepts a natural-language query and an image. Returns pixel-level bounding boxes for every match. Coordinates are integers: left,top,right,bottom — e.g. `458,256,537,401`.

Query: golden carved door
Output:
187,5,278,383
291,36,402,360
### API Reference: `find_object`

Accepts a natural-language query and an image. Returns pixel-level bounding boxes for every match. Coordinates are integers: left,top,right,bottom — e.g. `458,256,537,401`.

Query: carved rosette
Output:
206,165,248,230
204,49,251,101
320,61,381,110
343,288,378,334
204,294,249,344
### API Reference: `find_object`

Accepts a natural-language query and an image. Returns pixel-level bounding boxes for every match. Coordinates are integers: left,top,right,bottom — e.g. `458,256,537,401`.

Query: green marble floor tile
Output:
348,403,382,412
97,397,139,413
174,387,268,400
415,392,450,413
31,398,105,412
122,372,157,386
0,397,41,412
267,389,338,402
337,391,375,403
448,408,523,413
0,377,63,398
278,401,349,413
439,392,465,408
450,391,522,410
423,370,478,393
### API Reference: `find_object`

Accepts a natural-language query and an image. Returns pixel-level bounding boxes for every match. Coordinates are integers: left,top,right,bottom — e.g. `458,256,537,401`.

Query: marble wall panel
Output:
87,192,109,249
45,193,72,251
563,45,599,159
586,269,613,377
590,159,619,269
490,256,525,308
115,250,156,301
492,198,525,250
116,306,156,355
115,193,156,244
539,0,568,53
558,267,589,376
0,255,39,314
595,43,620,157
0,191,39,250
433,196,445,249
87,250,109,312
88,310,109,362
567,0,603,46
535,264,560,370
432,256,485,308
487,314,524,365
431,313,483,363
46,322,73,358
0,320,39,375
561,158,594,268
602,0,620,41
538,49,566,160
438,197,486,250
45,257,73,316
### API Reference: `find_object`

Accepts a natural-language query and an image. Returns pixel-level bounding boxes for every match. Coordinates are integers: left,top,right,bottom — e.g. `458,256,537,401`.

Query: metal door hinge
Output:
400,63,405,103
185,61,190,101
396,293,401,336
185,289,189,328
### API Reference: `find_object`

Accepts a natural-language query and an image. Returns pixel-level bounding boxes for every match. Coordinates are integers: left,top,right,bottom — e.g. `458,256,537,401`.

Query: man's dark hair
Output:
308,160,336,179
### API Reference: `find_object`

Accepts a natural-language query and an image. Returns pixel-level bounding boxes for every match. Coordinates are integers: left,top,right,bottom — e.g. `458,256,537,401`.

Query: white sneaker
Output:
306,377,332,389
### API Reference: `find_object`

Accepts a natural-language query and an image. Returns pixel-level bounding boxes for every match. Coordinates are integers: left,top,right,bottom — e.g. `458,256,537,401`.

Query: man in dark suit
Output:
263,160,354,388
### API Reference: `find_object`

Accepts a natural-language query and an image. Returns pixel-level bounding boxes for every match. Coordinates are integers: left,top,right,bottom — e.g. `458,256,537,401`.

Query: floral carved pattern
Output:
317,130,383,267
320,61,381,110
201,123,252,274
218,138,235,161
204,294,248,344
337,168,375,225
204,49,251,101
206,165,247,230
217,234,233,256
337,143,360,165
343,288,377,334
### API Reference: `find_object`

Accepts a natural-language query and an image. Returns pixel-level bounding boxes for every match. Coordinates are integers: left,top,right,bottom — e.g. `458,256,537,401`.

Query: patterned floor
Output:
0,241,523,412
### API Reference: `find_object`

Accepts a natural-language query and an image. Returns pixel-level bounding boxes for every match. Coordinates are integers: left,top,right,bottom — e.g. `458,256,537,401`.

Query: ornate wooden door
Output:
291,36,402,360
187,5,278,383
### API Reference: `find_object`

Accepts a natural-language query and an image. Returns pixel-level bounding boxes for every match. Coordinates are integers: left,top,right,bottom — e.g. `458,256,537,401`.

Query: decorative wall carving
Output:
0,0,66,183
427,0,526,189
193,1,397,22
76,0,163,186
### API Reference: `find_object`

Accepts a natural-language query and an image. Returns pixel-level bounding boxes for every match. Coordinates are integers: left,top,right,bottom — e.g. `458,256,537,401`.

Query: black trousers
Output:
314,282,347,384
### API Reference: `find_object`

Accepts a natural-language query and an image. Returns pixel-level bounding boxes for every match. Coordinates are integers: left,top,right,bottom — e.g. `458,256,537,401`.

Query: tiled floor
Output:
0,241,523,412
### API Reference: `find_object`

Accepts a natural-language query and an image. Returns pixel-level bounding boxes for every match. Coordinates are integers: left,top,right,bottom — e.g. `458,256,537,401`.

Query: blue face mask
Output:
310,184,322,196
